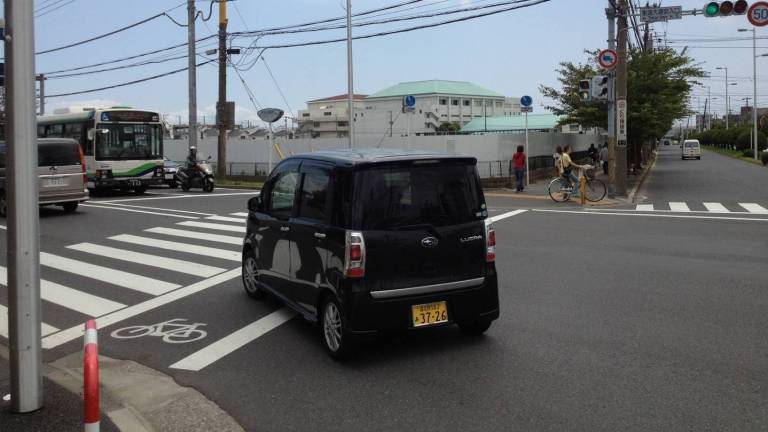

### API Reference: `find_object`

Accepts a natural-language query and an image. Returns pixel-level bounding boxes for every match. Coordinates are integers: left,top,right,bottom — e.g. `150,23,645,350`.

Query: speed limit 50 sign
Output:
748,1,768,26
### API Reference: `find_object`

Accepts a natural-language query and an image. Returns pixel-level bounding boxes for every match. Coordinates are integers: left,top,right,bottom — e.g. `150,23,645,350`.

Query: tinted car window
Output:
270,171,299,213
685,142,699,148
356,162,483,229
38,142,80,167
298,169,330,222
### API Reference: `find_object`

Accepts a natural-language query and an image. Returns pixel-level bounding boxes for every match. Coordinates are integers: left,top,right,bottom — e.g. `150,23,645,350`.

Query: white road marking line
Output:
169,308,296,371
68,243,226,278
42,269,240,349
531,208,768,222
144,227,243,246
738,203,768,214
109,234,240,262
0,224,6,230
40,252,180,296
94,192,259,204
0,266,126,317
80,204,199,219
488,209,527,223
102,203,215,216
177,221,246,233
635,204,654,211
669,202,691,212
205,215,246,223
230,212,249,217
1,304,59,338
703,202,730,213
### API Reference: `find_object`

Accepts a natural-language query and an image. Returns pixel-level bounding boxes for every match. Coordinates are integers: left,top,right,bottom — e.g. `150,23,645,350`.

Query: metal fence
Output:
207,162,272,177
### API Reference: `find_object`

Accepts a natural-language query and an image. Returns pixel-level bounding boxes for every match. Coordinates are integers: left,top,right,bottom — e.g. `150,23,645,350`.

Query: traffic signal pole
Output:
4,0,44,413
614,0,628,196
606,5,617,198
187,0,198,149
217,0,227,177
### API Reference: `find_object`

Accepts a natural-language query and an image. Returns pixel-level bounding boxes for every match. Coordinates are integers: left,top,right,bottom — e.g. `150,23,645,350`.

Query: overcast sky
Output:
17,0,768,125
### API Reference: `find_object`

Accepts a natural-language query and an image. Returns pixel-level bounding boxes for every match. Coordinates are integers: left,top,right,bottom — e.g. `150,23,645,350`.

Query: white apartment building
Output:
297,94,367,138
299,80,521,138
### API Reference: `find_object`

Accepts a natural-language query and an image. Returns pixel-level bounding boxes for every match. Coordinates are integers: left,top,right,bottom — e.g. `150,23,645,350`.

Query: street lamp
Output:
715,67,737,129
738,28,758,159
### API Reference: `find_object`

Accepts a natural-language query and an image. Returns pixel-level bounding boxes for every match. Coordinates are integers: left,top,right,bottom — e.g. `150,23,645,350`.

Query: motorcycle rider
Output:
185,146,199,179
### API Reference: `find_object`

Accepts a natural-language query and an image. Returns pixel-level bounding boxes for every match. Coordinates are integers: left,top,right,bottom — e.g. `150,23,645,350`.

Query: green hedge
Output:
690,126,767,151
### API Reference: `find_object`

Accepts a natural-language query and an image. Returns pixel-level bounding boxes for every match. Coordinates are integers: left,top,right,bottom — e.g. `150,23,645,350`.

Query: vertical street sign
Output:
617,99,627,145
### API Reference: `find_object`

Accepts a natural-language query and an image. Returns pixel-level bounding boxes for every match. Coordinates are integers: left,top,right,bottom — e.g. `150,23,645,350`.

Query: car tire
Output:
0,190,6,218
320,295,354,361
458,319,492,336
134,186,147,195
168,181,178,189
241,250,264,299
181,183,190,192
61,202,78,213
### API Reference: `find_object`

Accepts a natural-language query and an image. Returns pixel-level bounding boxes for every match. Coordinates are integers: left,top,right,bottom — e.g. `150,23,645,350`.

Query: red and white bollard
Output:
83,319,100,432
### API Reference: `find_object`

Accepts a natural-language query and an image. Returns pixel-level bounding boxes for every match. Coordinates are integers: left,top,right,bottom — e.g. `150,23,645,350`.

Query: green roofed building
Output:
462,114,568,133
299,80,521,138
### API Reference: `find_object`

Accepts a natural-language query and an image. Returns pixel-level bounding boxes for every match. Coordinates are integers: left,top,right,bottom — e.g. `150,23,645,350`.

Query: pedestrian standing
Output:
588,143,598,165
513,145,526,193
553,145,563,177
599,143,609,175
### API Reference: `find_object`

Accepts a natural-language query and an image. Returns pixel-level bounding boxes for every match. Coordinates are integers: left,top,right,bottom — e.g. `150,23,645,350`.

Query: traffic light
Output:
591,75,610,101
704,1,749,17
579,79,591,102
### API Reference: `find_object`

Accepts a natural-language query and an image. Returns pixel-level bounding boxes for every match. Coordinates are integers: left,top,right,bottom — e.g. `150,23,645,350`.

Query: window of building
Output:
439,98,448,105
313,122,321,128
324,112,332,116
474,100,482,106
302,113,310,117
495,101,503,108
485,100,493,106
338,121,348,127
463,100,470,106
451,99,459,106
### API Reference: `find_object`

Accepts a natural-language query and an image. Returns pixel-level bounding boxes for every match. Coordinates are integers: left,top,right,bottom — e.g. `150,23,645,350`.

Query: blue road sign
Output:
520,95,533,107
404,95,416,108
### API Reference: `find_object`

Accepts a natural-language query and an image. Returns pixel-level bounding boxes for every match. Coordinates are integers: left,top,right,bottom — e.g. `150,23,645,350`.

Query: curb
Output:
627,153,657,204
45,352,245,432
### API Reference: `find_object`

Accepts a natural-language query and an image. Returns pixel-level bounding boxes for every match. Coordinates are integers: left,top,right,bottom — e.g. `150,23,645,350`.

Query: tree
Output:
540,48,705,155
436,122,461,133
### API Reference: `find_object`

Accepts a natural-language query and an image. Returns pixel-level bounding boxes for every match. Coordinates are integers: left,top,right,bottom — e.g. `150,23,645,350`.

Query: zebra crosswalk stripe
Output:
669,202,691,212
703,203,730,213
68,243,226,278
145,227,244,246
40,252,180,296
205,215,246,223
635,204,654,211
0,304,59,338
109,234,241,262
230,212,249,217
177,221,246,233
738,203,768,214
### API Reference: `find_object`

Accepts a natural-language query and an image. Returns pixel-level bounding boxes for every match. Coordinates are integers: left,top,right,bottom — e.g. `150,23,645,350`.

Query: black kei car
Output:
242,148,499,359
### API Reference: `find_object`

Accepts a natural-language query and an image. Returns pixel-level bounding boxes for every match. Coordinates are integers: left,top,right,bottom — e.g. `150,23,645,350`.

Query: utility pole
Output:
610,0,627,196
752,29,758,160
5,0,43,413
187,0,198,150
606,5,616,198
345,0,355,148
36,74,44,115
216,0,228,176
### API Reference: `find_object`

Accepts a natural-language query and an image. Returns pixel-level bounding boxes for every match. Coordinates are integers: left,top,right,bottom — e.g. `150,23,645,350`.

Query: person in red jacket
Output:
512,145,526,192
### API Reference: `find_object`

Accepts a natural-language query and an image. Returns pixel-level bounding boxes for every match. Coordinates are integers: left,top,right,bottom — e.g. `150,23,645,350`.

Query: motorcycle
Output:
175,158,215,193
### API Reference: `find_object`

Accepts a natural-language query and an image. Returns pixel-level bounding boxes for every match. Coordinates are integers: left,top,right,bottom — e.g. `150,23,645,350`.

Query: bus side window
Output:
64,123,86,154
47,124,63,138
37,125,46,138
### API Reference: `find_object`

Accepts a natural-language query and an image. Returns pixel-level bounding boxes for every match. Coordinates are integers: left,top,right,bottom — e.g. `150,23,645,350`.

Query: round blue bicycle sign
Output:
520,95,533,107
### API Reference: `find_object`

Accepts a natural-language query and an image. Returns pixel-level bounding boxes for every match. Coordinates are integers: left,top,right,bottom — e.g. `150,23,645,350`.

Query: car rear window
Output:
38,141,80,167
355,161,484,229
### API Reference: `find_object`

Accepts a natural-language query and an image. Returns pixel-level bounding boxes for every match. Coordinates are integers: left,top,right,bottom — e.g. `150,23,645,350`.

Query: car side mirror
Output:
248,196,263,213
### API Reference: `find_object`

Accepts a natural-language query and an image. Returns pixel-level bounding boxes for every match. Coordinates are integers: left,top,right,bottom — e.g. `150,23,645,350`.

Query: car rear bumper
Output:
89,176,163,188
39,190,89,205
342,274,500,337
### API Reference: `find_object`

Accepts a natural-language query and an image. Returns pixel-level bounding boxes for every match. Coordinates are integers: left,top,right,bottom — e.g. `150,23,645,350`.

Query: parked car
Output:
163,157,180,188
241,148,499,359
0,138,89,217
682,139,701,160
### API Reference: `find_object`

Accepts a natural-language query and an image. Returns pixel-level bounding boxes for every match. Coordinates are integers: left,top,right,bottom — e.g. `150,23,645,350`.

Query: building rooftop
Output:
461,114,562,132
366,80,504,99
307,93,368,103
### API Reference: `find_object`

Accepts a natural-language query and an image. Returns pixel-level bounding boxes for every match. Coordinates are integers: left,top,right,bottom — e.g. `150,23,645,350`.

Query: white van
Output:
682,139,701,160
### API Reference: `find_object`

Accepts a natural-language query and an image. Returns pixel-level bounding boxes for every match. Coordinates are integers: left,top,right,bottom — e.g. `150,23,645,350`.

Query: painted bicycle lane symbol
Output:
111,318,207,344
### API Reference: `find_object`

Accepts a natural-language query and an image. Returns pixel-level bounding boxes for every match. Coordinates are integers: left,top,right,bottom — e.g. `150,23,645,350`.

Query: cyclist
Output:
561,145,588,195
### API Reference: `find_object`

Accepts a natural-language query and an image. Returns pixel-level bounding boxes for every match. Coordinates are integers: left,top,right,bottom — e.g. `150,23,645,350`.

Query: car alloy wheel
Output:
242,253,263,299
323,301,342,352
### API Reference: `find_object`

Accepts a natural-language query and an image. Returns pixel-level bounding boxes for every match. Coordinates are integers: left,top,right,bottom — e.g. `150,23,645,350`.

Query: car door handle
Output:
280,226,290,232
313,232,326,239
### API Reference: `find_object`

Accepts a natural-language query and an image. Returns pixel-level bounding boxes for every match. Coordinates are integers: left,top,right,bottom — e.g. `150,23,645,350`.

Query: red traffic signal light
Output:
734,0,749,14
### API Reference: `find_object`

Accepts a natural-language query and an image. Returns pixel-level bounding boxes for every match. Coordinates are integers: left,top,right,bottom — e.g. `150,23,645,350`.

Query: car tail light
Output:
344,231,365,278
485,222,496,262
78,147,87,183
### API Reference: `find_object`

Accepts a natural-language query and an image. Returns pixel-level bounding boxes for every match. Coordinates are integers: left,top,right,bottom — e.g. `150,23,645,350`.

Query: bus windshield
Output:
95,124,162,160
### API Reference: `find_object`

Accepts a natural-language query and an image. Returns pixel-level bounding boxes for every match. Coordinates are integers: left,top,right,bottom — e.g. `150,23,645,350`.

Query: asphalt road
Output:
0,154,767,431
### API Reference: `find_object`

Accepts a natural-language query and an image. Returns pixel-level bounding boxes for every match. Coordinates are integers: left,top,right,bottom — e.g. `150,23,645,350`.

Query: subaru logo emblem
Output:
421,237,438,248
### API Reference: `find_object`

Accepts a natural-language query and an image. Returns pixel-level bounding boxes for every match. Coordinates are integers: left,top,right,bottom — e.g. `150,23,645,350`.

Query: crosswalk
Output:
634,202,768,214
0,211,250,345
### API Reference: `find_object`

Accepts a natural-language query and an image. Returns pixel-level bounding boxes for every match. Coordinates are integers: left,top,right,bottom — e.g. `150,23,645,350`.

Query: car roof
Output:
284,148,476,167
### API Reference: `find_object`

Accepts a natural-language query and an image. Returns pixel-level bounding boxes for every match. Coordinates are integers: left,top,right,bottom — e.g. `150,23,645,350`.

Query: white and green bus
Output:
37,107,165,193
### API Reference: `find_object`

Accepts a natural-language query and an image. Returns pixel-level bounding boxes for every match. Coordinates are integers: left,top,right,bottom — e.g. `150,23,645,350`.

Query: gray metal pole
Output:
187,0,198,149
524,110,529,187
5,0,43,413
36,74,44,115
753,29,758,160
346,0,355,148
606,4,616,198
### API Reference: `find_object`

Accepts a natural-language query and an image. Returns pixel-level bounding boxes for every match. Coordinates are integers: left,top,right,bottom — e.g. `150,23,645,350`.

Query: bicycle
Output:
547,165,606,203
111,318,208,344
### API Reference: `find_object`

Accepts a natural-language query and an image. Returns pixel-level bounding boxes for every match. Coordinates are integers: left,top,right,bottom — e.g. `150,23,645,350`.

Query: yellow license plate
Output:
411,301,448,327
